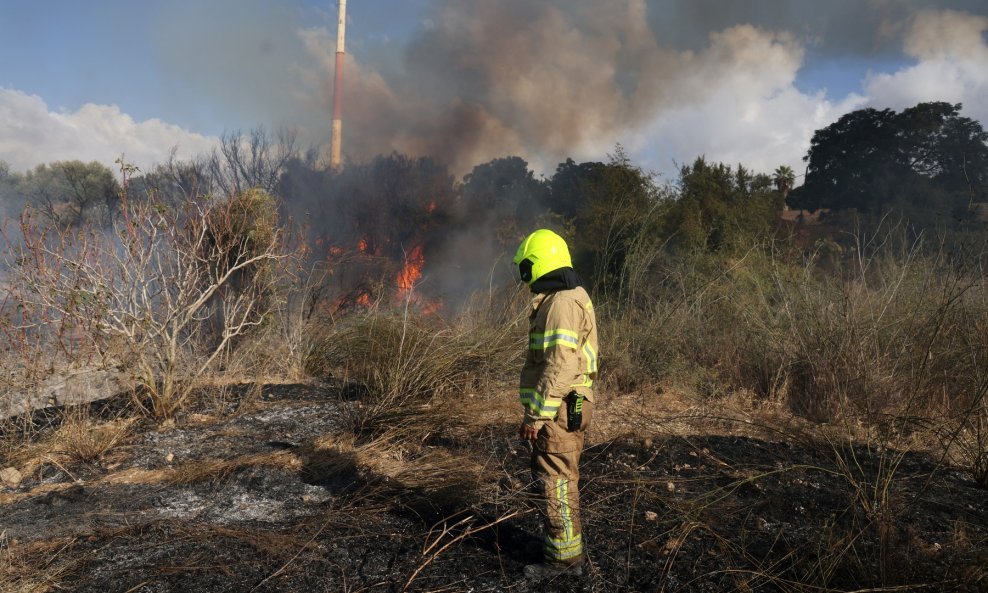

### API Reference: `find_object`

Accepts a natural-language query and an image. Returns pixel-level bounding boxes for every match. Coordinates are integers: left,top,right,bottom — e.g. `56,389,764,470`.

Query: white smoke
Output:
865,10,988,124
633,26,867,178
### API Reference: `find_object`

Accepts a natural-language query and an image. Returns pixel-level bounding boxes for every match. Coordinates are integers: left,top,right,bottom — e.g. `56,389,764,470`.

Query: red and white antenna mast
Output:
330,0,347,169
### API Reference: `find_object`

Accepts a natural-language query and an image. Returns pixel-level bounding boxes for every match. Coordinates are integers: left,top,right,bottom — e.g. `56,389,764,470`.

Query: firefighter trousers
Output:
531,398,593,565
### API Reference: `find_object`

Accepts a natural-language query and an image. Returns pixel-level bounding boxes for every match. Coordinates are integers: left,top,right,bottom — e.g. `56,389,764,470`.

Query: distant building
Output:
779,208,830,225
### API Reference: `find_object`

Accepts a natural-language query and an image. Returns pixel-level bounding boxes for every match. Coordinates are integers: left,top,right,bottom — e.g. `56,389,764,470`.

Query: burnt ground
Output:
1,383,986,593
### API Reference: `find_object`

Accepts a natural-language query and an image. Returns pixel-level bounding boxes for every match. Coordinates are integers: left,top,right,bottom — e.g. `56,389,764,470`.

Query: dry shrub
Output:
2,167,295,419
218,263,326,384
604,237,988,428
305,290,523,436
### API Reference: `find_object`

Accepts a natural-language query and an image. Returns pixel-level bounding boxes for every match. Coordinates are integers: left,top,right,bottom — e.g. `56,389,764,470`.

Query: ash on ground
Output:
1,383,985,592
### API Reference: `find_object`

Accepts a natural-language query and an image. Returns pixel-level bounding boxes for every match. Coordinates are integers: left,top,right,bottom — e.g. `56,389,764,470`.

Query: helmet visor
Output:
518,258,534,284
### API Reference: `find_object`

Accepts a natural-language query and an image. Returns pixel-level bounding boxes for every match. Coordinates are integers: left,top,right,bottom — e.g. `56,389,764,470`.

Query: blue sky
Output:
2,0,434,135
1,1,986,178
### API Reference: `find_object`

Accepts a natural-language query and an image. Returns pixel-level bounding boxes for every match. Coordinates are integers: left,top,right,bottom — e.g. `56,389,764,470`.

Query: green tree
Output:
547,146,664,299
790,102,988,216
18,160,120,226
58,160,121,225
663,157,782,252
459,156,548,247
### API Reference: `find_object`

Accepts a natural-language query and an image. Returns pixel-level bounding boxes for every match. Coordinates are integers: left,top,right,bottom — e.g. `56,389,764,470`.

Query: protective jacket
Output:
519,285,598,436
519,281,598,565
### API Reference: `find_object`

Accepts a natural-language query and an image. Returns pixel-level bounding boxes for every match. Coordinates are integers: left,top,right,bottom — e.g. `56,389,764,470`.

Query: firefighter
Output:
513,229,598,579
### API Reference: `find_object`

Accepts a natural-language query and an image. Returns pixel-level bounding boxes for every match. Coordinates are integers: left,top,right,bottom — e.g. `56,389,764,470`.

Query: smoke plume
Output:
4,0,987,179
283,0,987,175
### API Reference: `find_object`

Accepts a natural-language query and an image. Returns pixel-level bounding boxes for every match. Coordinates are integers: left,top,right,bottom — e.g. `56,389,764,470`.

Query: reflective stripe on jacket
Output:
519,286,598,429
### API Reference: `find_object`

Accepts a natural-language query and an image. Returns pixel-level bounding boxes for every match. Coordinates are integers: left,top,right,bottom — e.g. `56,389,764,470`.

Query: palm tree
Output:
773,165,796,208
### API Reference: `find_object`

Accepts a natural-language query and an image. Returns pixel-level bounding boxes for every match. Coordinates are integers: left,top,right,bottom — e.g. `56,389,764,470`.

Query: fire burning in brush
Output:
323,235,441,315
308,154,456,315
397,244,425,297
397,245,444,314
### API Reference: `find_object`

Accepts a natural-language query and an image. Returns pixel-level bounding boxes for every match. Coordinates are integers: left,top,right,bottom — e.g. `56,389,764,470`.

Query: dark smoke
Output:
648,0,988,56
148,0,988,175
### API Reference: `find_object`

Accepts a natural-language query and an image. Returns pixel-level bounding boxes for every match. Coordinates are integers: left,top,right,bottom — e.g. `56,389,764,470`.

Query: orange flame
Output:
397,244,425,297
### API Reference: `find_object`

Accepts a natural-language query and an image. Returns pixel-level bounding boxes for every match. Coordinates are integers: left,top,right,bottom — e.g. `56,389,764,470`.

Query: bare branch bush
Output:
206,127,299,197
219,258,323,384
2,169,294,419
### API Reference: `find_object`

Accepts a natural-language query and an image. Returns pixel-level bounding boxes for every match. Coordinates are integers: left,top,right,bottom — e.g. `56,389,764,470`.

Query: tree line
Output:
1,100,986,300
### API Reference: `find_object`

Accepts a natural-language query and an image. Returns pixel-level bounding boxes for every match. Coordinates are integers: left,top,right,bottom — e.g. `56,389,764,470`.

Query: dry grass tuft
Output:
2,410,135,486
304,429,495,509
0,534,80,593
947,407,988,489
1,451,303,507
164,450,302,485
47,416,134,465
306,294,522,436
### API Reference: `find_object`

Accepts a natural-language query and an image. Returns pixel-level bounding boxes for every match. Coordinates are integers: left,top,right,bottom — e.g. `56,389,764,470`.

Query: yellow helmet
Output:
513,229,572,285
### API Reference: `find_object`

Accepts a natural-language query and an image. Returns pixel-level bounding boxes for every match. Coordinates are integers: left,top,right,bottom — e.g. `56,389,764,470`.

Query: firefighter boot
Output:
523,559,584,579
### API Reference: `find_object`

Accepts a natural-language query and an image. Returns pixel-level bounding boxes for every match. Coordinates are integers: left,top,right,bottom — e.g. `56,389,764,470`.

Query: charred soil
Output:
1,384,985,592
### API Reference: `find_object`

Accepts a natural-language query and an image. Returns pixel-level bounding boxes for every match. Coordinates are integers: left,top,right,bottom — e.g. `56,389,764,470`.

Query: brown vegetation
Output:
1,151,987,591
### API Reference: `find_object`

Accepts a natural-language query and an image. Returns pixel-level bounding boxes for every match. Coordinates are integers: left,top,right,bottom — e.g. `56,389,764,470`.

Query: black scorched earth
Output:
1,383,986,592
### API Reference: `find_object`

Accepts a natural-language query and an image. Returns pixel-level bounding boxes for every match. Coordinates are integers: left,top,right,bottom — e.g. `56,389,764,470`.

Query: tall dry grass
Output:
606,236,988,419
592,227,988,591
305,289,525,437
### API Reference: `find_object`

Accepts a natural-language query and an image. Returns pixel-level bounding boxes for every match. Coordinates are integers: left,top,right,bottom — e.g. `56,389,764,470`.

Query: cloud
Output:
0,88,217,173
865,10,988,124
635,26,867,179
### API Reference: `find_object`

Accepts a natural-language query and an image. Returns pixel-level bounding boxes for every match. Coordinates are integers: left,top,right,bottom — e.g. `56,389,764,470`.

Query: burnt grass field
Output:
1,382,985,593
